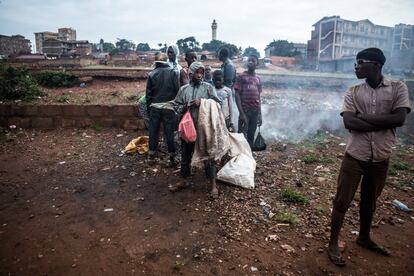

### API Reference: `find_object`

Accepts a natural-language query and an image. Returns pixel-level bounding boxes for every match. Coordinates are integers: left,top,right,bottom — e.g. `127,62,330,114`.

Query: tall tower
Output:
211,19,217,41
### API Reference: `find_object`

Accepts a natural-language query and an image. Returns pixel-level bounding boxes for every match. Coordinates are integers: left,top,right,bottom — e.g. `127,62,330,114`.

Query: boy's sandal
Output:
168,181,190,192
356,239,391,256
328,251,346,267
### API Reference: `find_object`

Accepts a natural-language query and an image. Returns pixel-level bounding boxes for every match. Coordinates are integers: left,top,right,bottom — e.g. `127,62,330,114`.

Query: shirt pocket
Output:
379,89,394,113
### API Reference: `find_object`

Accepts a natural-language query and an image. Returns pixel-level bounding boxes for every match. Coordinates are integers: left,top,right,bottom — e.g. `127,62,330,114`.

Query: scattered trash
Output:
79,82,86,88
351,230,359,235
58,161,66,165
392,199,412,212
339,143,346,146
9,125,16,129
104,208,113,212
281,244,296,253
124,136,149,154
266,234,280,242
250,266,258,272
116,134,124,137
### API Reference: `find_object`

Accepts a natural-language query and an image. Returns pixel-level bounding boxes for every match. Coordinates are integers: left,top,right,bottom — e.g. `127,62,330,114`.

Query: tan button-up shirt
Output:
342,78,411,162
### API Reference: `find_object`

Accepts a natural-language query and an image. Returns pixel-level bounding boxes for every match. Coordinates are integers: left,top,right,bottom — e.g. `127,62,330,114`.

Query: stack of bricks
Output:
0,104,146,130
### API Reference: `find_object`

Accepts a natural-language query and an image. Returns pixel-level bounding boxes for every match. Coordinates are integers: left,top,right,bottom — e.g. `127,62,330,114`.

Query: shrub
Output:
392,161,411,171
0,65,45,101
35,71,79,88
302,153,333,164
281,188,309,204
275,212,298,224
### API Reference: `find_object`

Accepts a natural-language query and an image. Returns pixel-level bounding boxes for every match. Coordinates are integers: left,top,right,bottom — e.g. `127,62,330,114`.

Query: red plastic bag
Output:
178,111,197,143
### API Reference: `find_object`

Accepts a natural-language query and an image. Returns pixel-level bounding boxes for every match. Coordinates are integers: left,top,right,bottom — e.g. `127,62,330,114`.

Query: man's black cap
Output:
356,48,386,65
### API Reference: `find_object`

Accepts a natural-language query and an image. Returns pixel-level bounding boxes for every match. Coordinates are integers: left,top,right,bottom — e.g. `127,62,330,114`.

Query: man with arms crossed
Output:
328,48,411,266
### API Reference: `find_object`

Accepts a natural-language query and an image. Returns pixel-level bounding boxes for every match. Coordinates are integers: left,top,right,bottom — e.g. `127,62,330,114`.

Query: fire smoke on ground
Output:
260,89,345,142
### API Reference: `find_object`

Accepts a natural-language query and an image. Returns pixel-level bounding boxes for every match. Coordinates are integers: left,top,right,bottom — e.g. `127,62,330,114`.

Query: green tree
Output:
220,43,239,58
136,43,151,51
201,40,226,52
102,42,115,53
176,36,200,53
110,48,120,55
266,40,300,57
115,38,136,52
243,47,260,58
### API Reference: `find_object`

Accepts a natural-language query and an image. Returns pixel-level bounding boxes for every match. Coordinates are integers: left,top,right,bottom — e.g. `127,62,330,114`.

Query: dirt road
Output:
0,128,413,275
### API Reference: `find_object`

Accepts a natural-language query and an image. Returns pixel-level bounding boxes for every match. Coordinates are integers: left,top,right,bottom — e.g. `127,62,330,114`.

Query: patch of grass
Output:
302,154,319,164
388,161,412,176
315,205,327,216
302,154,334,165
90,123,103,131
281,188,309,204
57,95,70,103
172,261,185,272
392,161,411,171
83,95,92,103
275,212,298,224
388,166,398,176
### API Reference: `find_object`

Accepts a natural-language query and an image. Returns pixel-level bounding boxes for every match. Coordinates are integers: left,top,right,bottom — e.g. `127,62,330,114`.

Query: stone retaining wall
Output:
0,103,413,135
0,104,146,130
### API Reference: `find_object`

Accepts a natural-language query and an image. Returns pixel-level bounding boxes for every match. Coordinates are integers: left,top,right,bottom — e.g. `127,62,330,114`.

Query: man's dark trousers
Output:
238,109,260,148
149,107,176,155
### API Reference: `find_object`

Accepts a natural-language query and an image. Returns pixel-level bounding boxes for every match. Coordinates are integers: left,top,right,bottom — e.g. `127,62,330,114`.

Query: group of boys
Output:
145,46,262,196
144,45,412,266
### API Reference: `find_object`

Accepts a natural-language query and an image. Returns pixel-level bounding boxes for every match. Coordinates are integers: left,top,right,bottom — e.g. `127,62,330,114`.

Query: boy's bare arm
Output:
342,111,381,132
357,107,408,128
235,91,246,122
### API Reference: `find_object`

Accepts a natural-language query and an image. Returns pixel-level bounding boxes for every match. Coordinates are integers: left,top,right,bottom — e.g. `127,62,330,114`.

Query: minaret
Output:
211,19,217,41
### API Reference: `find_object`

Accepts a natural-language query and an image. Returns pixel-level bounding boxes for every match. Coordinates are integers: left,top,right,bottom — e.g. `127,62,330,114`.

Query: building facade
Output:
34,31,59,54
58,28,76,41
390,24,414,72
34,28,91,58
307,16,393,72
0,35,31,56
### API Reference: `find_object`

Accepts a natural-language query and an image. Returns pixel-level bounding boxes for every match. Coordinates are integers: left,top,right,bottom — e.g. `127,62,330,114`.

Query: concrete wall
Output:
0,104,146,130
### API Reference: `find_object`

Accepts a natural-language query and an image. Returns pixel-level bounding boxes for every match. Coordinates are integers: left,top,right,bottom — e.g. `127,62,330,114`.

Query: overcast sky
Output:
0,0,413,55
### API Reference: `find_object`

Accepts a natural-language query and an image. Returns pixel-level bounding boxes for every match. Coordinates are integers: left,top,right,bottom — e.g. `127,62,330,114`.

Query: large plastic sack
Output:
178,111,197,143
217,153,256,189
124,136,149,154
227,132,252,158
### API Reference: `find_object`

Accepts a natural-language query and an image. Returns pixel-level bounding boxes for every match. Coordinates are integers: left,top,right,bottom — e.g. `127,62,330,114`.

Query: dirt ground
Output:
0,126,413,275
37,79,146,105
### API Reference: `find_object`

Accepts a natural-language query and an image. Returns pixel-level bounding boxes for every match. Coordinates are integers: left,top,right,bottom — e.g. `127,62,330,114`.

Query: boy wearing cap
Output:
328,48,411,266
146,52,180,166
172,61,221,196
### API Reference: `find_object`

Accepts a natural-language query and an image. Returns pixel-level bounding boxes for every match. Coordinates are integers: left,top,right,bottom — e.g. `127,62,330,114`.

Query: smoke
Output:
260,89,345,142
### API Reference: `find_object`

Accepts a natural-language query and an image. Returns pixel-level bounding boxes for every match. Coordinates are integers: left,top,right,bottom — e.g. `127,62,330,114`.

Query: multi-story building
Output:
58,28,76,41
34,31,58,53
0,34,31,56
307,16,394,72
390,24,414,72
34,28,91,58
